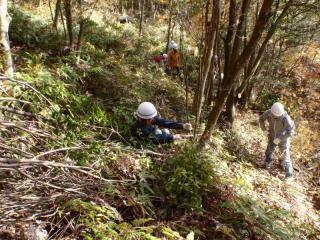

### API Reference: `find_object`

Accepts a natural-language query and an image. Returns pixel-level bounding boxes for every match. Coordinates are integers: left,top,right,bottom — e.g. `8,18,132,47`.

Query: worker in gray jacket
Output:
259,102,295,180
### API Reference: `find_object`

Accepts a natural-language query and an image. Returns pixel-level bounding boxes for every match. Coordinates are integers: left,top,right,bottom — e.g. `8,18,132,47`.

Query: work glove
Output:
183,123,193,131
173,134,182,141
273,138,281,145
154,129,162,135
162,128,170,135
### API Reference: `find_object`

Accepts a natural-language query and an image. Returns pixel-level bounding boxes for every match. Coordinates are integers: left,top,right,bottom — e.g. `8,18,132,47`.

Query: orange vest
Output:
168,50,181,68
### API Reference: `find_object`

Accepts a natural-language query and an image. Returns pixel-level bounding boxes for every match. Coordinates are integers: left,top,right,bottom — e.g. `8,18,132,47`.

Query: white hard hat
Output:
271,102,285,117
169,41,175,49
172,43,178,50
136,102,157,119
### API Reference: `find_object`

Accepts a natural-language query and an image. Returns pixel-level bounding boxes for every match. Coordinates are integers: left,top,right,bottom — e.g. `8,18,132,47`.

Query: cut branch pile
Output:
0,76,147,238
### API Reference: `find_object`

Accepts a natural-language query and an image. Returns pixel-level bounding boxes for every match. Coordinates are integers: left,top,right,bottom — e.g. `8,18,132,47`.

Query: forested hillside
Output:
0,0,319,239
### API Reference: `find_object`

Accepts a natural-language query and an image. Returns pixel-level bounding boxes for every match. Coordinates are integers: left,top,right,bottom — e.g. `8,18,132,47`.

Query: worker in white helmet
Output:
131,102,192,144
168,40,176,50
259,102,295,180
167,43,182,77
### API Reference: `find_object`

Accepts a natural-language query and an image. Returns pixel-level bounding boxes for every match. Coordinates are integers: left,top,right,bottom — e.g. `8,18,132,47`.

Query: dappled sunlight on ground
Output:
232,111,320,232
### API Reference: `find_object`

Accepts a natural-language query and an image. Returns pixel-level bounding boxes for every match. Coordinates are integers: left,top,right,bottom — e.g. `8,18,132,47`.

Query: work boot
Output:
265,161,271,170
284,165,293,181
285,173,293,182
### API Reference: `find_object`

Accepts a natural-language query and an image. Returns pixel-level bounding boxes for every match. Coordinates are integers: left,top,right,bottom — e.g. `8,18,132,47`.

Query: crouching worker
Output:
131,102,192,144
259,102,295,180
153,53,167,68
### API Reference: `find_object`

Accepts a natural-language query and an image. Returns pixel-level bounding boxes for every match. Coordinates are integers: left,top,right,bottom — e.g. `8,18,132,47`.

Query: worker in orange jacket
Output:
167,43,182,76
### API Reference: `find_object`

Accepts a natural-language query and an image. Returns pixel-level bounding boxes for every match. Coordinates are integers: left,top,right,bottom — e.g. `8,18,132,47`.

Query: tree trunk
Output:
193,0,220,135
149,0,155,20
139,0,145,36
59,4,67,41
48,0,54,22
64,0,73,48
236,0,292,105
76,21,84,53
76,0,85,64
225,0,251,125
165,0,172,53
119,0,123,14
240,82,254,107
223,0,237,82
0,0,13,78
53,0,61,30
199,0,275,148
225,86,236,126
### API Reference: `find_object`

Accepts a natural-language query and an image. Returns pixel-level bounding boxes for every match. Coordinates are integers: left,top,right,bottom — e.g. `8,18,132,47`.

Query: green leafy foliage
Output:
84,20,138,52
254,88,280,110
62,199,166,240
9,8,64,50
159,144,217,210
110,105,135,138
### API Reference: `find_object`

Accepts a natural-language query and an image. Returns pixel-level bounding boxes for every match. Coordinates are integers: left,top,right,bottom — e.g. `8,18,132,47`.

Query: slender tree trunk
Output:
216,34,222,98
53,0,61,30
153,1,158,19
48,0,54,22
225,86,236,126
76,23,85,52
0,0,13,78
236,0,293,105
59,5,67,41
131,0,134,16
119,0,123,14
199,0,275,148
223,0,237,82
204,0,210,39
76,0,86,64
223,0,237,126
139,0,145,36
193,0,220,135
165,0,173,53
64,0,73,48
225,0,251,126
149,0,155,20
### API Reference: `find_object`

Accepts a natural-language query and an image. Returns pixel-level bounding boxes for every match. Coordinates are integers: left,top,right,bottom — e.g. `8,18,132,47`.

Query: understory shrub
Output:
160,144,217,210
9,8,64,50
254,88,280,110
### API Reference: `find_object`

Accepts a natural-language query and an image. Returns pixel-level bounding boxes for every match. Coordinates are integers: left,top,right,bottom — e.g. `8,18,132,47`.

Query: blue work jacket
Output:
131,116,184,144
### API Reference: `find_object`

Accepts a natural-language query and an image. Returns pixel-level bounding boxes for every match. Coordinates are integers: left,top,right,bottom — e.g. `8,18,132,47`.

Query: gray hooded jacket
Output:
259,110,295,140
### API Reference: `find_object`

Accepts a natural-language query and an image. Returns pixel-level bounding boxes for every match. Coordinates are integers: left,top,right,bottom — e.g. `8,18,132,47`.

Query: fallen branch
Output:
0,97,32,104
0,107,34,117
0,158,135,183
31,146,84,160
0,122,54,139
16,169,87,196
0,75,55,108
0,143,34,158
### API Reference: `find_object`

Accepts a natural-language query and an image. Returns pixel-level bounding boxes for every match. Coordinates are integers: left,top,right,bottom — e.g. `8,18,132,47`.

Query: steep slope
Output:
0,5,319,240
